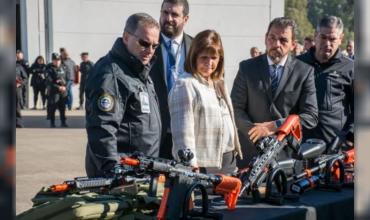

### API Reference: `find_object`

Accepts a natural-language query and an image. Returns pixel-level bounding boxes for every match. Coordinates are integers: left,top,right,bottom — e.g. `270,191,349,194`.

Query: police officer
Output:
16,50,30,109
16,63,28,128
85,13,162,177
297,15,354,148
30,56,47,109
77,52,94,110
46,53,68,128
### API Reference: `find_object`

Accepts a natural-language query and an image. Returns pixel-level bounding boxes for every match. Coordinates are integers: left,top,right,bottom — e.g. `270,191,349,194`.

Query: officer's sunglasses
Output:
129,32,159,50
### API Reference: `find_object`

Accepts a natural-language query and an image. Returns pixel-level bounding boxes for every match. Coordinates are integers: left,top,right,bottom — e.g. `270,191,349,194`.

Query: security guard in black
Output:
297,47,354,145
46,53,68,128
85,37,162,177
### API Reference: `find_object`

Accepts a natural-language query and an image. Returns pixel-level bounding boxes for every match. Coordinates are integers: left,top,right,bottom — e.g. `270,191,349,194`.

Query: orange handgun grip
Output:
214,175,241,210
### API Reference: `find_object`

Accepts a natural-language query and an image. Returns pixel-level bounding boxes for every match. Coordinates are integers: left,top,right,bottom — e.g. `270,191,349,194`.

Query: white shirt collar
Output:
161,32,184,46
267,54,288,67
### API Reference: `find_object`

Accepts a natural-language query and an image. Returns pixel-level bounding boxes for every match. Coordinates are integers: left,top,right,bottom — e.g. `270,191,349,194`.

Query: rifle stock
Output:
214,175,241,209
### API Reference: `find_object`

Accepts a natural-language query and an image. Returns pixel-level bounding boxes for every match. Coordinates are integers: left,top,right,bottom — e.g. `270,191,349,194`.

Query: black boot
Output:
61,121,68,128
50,121,56,128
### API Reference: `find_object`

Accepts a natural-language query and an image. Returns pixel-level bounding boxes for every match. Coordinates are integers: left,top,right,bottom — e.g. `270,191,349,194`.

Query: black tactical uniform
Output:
85,38,162,177
78,60,94,108
30,62,47,109
297,48,354,145
16,58,30,109
46,55,68,128
16,63,28,127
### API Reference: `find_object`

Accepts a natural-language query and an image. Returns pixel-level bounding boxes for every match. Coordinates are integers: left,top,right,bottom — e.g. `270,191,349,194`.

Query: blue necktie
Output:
270,64,280,95
166,40,176,92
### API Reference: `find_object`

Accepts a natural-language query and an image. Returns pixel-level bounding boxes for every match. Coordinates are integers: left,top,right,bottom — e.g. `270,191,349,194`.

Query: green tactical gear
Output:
17,183,161,220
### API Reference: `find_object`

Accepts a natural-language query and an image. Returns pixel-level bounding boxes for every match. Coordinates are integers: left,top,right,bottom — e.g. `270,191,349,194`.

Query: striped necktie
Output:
270,64,280,95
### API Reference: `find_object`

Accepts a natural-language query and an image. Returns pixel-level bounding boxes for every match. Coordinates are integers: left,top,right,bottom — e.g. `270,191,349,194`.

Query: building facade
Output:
17,0,284,108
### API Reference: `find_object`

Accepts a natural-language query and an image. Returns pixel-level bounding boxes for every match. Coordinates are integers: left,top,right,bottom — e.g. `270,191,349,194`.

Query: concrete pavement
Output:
16,109,87,214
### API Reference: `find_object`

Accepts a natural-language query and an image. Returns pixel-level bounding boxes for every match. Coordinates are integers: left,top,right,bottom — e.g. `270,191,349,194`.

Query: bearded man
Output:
149,0,193,160
231,17,318,167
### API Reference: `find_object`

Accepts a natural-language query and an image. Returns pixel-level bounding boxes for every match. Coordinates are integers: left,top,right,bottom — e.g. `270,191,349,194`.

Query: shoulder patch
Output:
97,93,115,112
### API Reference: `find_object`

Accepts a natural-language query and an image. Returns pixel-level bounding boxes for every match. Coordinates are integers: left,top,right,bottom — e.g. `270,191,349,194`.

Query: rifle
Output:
290,148,354,194
238,115,302,204
49,166,149,195
121,150,241,220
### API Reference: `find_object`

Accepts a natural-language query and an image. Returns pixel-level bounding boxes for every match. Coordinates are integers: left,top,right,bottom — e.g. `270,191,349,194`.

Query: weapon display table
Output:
208,188,354,220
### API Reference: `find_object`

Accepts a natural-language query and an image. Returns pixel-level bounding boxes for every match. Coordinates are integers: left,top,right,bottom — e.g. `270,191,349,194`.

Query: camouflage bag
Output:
17,183,161,220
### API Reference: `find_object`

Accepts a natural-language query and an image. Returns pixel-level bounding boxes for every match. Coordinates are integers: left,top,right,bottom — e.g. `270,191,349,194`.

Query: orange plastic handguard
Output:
50,183,70,193
214,174,241,210
121,157,140,166
276,115,302,142
304,169,313,178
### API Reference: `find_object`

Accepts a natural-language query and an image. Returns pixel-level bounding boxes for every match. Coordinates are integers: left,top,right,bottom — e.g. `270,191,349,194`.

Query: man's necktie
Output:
166,40,176,92
270,64,280,95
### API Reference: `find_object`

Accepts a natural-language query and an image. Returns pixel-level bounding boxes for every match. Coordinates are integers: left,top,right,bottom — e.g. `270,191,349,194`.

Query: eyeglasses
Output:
129,32,159,50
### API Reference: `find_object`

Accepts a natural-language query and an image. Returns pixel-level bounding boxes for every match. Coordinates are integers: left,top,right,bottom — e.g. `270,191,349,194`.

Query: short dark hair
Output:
267,17,297,40
185,29,224,80
304,36,314,42
316,15,343,34
161,0,189,16
81,52,89,56
124,13,159,34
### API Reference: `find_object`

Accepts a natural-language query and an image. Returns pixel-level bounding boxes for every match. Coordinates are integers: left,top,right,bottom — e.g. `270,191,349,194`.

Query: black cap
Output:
51,53,61,60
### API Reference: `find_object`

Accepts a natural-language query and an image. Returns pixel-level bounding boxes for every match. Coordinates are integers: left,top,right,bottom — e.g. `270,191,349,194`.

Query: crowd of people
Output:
15,49,94,128
17,0,354,177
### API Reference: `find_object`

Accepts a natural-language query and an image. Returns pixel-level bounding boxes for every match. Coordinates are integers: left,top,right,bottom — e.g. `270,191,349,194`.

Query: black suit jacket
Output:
149,33,192,157
231,54,318,166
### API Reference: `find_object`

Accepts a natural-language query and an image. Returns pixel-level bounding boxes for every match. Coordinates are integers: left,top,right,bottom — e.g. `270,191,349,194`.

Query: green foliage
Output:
307,0,354,42
285,0,354,44
285,0,314,43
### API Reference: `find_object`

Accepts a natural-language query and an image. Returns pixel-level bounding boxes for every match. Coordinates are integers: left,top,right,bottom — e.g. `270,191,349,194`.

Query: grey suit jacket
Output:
230,54,318,166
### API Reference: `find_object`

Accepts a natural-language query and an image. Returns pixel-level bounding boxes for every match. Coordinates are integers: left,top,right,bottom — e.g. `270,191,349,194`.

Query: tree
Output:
285,0,315,43
307,0,354,42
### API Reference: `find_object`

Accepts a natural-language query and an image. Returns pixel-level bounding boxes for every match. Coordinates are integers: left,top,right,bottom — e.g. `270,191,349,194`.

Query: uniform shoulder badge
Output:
97,93,115,112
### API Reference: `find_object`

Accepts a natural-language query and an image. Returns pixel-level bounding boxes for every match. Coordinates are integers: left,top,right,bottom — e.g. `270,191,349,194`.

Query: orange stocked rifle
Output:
121,150,241,220
290,148,354,194
238,114,302,204
290,133,355,194
48,167,148,194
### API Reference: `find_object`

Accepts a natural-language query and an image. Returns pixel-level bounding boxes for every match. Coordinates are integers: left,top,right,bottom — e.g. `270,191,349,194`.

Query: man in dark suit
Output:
150,0,192,159
231,17,319,167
